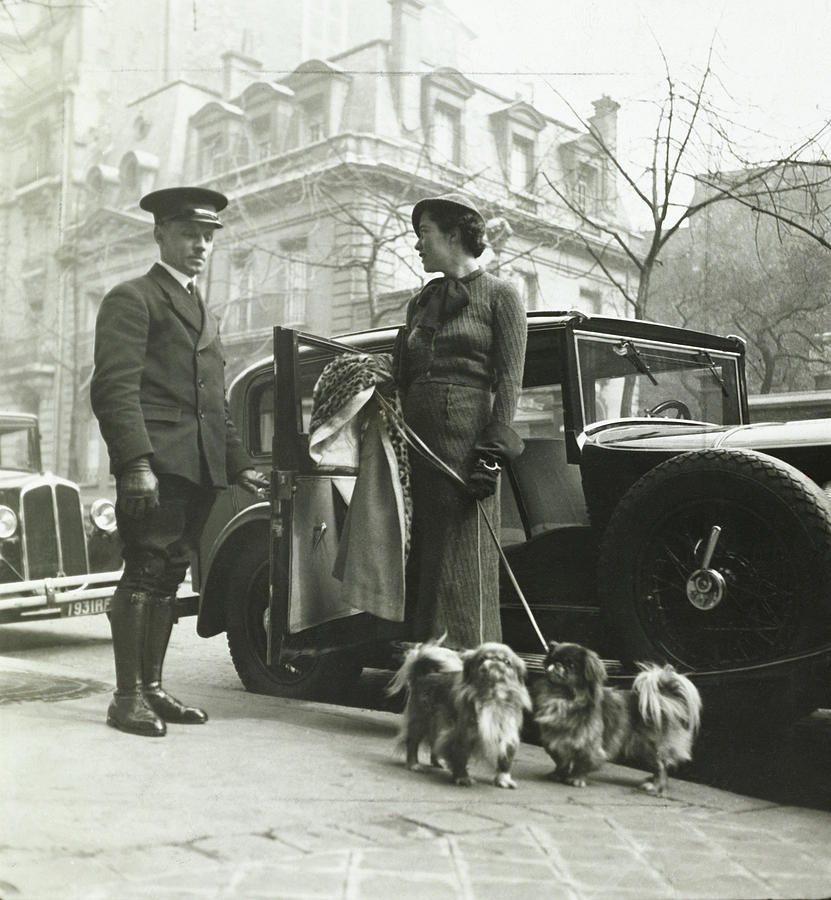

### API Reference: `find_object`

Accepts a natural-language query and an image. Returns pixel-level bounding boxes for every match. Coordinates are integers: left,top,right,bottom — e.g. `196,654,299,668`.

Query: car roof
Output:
228,308,743,393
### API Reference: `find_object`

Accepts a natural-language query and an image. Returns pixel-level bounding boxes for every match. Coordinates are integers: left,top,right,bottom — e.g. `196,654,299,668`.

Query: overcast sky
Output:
447,0,831,160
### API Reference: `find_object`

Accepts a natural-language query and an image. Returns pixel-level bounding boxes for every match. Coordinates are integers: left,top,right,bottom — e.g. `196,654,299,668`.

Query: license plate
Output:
62,597,111,618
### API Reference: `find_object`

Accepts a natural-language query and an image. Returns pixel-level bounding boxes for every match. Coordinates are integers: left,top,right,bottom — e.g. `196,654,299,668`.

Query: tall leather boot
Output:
107,589,166,737
143,597,208,724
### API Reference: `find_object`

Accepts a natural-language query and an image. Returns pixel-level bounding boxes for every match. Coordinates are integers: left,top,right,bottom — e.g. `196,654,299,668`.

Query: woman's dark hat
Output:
411,192,484,232
140,186,228,228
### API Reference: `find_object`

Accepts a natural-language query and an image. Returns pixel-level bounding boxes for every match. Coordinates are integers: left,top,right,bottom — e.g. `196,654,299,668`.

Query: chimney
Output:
389,0,425,131
221,50,263,99
589,95,620,155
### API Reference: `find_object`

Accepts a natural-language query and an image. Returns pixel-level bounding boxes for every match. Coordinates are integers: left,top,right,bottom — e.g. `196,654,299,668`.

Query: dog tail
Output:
632,663,702,735
385,636,463,698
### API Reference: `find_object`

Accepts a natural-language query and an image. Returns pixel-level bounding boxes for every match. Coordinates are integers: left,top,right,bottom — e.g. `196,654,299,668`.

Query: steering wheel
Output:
645,399,692,419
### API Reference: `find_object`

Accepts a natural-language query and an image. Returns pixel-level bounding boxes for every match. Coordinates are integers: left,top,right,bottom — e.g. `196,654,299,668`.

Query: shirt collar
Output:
158,260,195,291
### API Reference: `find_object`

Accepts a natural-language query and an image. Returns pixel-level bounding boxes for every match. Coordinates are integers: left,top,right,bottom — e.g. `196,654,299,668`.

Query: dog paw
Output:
405,762,423,772
494,773,517,789
565,777,587,788
454,775,474,787
640,779,665,796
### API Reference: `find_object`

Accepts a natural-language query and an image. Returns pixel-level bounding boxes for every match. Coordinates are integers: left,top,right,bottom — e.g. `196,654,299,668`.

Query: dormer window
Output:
575,162,600,215
282,60,350,150
433,101,461,166
236,81,294,163
189,101,244,178
302,95,326,143
489,101,546,197
250,113,273,159
421,68,475,169
510,134,535,193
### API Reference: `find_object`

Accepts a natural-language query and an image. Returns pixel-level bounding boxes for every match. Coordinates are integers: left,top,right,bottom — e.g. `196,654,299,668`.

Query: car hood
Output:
0,471,41,488
582,417,831,452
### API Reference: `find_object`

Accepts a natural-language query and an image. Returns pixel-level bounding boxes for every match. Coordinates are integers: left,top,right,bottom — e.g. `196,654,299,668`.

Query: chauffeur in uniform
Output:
91,186,268,737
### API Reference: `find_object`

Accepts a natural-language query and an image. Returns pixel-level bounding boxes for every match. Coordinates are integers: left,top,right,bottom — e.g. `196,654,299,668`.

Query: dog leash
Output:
375,391,549,653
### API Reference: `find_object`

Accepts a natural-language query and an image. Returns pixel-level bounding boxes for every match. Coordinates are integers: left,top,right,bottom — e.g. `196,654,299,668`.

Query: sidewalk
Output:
3,656,831,900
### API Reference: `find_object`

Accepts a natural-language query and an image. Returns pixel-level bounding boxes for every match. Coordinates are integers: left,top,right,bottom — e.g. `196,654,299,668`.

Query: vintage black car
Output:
0,412,124,623
195,312,831,724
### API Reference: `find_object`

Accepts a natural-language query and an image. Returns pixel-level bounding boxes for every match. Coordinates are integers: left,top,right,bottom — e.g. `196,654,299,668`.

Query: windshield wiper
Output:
696,350,729,397
613,340,658,385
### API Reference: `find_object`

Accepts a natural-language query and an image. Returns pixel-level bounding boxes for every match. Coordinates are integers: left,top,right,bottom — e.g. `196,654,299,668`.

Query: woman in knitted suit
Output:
397,193,527,649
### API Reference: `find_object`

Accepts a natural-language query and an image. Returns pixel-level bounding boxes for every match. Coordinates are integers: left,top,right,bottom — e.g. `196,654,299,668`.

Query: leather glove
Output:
236,468,270,498
118,456,159,519
468,453,502,500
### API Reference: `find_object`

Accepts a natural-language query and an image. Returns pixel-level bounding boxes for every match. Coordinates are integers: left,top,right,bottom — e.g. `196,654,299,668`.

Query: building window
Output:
250,113,273,159
579,286,601,314
510,135,535,193
432,101,461,165
280,238,309,325
198,132,225,178
575,163,600,215
302,95,326,143
515,269,538,309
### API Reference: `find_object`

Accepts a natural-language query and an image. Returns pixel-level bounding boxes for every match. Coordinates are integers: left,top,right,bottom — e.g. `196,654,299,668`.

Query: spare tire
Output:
598,448,831,671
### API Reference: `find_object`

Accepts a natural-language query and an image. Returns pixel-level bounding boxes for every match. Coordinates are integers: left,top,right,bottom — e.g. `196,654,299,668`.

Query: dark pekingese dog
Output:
532,641,702,796
387,639,532,788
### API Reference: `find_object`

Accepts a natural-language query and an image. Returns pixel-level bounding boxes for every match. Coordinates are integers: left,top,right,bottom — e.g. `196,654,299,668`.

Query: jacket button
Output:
199,411,205,419
198,379,205,388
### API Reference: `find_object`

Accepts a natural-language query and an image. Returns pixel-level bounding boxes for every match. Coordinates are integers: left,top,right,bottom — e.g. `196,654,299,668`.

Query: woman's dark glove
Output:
118,456,159,518
468,453,502,500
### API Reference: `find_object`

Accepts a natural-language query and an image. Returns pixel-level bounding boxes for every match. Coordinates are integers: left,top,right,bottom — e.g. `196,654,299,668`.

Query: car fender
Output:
197,501,270,638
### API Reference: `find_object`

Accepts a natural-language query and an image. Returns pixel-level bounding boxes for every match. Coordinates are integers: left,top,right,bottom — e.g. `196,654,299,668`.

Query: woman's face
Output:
415,211,456,274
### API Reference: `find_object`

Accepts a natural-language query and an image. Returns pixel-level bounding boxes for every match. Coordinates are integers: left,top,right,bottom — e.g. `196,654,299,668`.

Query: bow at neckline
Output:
416,272,478,329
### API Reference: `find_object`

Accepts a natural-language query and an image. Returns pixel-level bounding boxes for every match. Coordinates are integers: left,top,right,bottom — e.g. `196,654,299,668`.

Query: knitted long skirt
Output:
402,380,502,649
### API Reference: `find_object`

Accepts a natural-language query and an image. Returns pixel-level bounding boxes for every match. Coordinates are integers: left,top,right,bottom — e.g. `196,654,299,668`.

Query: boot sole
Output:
106,714,166,737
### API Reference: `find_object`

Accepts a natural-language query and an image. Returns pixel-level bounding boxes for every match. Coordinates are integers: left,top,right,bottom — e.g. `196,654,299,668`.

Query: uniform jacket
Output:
90,263,252,487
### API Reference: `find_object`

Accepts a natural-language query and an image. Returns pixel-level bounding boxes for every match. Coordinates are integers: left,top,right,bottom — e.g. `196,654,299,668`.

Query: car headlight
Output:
89,498,117,534
0,505,18,540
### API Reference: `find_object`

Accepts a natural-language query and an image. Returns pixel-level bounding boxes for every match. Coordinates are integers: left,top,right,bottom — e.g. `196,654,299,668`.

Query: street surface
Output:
2,614,831,899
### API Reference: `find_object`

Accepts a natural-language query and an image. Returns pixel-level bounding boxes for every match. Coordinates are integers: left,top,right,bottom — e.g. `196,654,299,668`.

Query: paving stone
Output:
469,877,579,900
403,808,506,834
351,871,459,900
461,856,558,881
233,862,349,897
357,843,456,874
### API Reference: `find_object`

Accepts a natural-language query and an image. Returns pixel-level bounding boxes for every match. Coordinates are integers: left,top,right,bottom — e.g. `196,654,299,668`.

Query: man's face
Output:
154,220,217,278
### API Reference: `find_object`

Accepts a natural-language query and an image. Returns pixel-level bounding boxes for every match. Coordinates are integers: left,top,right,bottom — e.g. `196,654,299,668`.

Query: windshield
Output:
574,332,743,428
0,421,38,472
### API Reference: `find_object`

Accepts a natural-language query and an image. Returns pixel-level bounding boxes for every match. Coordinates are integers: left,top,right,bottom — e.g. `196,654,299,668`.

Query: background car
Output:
194,312,831,726
0,412,124,624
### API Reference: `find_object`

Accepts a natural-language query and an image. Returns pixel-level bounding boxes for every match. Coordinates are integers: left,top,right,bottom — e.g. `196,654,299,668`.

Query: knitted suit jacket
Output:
90,263,252,487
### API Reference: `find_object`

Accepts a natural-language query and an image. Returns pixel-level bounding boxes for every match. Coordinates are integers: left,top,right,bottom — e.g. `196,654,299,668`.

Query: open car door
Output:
266,326,402,699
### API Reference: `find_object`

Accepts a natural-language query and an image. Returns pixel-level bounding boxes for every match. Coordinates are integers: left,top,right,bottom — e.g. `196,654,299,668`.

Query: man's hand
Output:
118,456,159,518
236,468,270,498
468,453,501,501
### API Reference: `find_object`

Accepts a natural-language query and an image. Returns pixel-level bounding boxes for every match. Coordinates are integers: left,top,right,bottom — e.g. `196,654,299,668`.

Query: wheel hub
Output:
686,567,726,610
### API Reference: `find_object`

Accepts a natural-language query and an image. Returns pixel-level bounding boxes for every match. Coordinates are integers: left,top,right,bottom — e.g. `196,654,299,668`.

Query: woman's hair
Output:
422,203,487,258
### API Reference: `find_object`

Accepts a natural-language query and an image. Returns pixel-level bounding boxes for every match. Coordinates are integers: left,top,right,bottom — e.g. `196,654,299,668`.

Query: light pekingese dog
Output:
532,641,702,796
387,639,532,788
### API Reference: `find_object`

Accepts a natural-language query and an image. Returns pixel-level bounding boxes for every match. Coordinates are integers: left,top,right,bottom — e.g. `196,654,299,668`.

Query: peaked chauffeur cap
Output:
140,186,228,228
411,191,484,232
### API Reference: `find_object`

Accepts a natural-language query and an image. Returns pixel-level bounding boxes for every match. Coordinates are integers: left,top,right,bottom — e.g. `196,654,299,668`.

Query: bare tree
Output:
542,45,831,319
652,196,831,394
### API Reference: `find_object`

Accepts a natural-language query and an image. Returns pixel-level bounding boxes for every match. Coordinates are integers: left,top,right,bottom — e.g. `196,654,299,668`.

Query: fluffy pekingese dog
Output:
387,640,532,788
532,641,702,796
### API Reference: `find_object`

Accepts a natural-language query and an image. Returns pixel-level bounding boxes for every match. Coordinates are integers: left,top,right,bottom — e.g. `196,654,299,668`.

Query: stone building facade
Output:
0,0,639,497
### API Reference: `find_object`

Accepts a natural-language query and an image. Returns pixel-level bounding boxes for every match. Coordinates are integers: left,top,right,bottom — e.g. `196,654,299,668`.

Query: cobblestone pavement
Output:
3,657,831,900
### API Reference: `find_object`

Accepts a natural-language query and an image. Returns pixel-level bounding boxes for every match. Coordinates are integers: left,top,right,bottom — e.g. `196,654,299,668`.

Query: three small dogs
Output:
389,638,701,795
